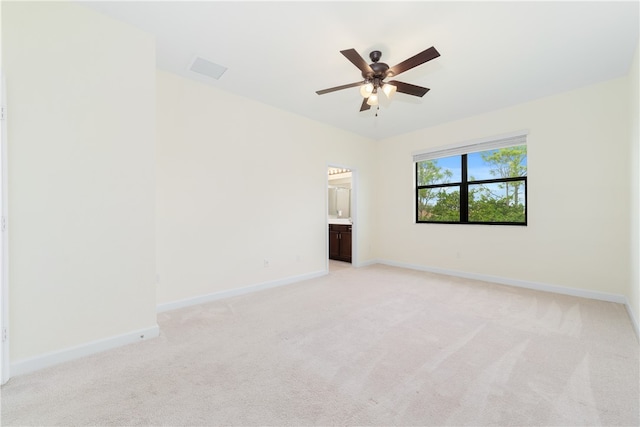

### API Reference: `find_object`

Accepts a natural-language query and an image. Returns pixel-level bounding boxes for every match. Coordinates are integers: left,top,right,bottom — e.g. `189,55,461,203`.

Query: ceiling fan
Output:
316,46,440,112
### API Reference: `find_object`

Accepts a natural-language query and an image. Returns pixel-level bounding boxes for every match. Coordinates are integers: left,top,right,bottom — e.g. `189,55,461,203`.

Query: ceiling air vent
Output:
188,56,228,80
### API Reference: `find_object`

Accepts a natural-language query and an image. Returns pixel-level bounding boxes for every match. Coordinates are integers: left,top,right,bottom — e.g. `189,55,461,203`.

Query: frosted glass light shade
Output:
366,93,379,106
360,82,374,98
382,83,397,98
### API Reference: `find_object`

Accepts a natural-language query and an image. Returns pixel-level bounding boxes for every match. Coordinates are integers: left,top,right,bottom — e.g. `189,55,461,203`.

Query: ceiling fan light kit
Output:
316,46,440,113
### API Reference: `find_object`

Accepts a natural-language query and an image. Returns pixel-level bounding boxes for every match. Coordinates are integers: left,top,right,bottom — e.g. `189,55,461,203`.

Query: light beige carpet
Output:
1,262,638,426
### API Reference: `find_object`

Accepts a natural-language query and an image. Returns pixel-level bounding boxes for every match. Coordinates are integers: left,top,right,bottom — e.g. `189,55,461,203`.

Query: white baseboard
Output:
10,325,160,377
375,259,640,339
354,259,378,268
376,259,640,340
9,270,328,378
157,270,328,313
625,303,640,341
376,259,629,303
372,259,640,340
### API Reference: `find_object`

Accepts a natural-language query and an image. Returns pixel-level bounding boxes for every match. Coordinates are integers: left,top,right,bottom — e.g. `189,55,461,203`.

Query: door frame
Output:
1,71,9,384
326,163,357,270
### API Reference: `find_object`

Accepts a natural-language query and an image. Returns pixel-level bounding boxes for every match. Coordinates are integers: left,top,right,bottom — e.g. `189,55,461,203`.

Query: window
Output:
414,133,527,225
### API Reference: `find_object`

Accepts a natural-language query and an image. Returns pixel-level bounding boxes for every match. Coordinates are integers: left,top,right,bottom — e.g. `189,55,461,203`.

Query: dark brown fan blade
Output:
341,49,374,76
388,80,430,97
359,98,371,112
387,46,440,78
316,81,363,95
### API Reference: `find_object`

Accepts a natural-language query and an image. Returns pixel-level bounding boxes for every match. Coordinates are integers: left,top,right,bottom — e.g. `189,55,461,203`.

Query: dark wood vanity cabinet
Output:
329,224,352,263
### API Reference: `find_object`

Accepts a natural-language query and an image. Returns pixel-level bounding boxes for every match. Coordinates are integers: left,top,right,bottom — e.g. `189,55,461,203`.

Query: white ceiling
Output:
81,1,639,140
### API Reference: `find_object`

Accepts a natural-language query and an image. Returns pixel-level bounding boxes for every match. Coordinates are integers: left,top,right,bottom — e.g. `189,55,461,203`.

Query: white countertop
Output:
328,218,352,225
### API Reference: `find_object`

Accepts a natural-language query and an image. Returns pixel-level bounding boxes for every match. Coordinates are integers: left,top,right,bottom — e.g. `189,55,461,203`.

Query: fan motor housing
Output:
363,50,389,79
370,62,389,77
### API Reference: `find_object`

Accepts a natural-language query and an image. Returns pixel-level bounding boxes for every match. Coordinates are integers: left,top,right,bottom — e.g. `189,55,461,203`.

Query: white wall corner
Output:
10,325,160,377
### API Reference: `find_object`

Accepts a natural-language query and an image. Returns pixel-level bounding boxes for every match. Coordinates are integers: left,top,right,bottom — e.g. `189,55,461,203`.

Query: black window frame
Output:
415,152,527,226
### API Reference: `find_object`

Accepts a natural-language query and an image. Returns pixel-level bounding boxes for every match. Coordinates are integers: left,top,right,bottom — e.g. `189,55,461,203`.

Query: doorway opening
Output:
327,165,355,271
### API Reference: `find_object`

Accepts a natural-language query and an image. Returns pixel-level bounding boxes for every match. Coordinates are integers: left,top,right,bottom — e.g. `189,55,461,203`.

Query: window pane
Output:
417,156,461,186
467,145,527,181
417,186,460,222
468,181,526,223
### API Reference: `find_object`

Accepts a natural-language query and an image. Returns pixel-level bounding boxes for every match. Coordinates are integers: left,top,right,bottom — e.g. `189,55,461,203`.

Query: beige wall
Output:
375,77,631,297
156,71,375,305
2,2,157,361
